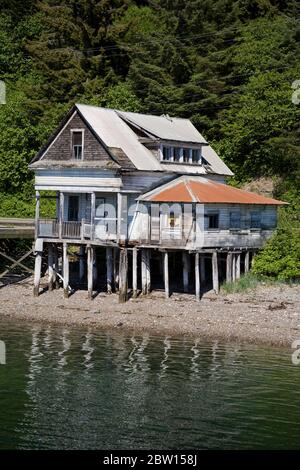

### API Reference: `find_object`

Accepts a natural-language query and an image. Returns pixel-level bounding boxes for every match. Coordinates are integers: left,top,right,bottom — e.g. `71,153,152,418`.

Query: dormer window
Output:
192,149,201,163
162,146,171,161
72,130,84,160
160,145,203,165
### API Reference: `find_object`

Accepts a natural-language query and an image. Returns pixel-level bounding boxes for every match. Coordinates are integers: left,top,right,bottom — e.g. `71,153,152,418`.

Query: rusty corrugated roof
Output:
141,176,287,205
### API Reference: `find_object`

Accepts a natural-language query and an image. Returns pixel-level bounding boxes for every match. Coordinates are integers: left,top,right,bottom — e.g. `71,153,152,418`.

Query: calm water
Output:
0,319,299,450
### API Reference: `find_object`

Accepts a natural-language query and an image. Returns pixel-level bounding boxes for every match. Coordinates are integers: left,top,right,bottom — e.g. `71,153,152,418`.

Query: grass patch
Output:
222,273,263,294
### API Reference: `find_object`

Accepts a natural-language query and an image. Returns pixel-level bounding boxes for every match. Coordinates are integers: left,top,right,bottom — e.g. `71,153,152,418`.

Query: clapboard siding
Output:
35,168,122,191
41,111,113,163
122,172,174,193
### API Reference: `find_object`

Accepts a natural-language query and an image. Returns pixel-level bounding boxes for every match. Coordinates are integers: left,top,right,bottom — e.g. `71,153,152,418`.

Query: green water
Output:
0,319,299,450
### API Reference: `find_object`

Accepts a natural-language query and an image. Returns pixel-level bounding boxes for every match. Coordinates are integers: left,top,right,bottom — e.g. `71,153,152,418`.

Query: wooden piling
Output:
53,244,59,289
141,249,147,295
119,248,128,303
33,251,42,297
146,249,151,294
195,252,200,301
232,254,236,282
244,251,250,273
48,244,54,292
163,251,169,299
132,247,138,298
212,251,219,294
182,252,189,293
106,247,113,294
79,245,85,285
63,243,69,298
113,247,119,292
236,253,241,280
200,255,205,284
226,252,232,283
87,245,94,300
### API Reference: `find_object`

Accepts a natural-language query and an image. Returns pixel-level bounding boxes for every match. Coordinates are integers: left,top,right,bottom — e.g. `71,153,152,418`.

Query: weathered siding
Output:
35,168,122,192
122,172,174,193
41,111,113,163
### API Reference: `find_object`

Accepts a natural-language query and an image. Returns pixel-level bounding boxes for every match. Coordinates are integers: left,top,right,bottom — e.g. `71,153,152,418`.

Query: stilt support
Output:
195,252,200,301
226,252,232,283
164,251,169,299
212,251,219,294
132,248,138,298
87,246,94,300
106,247,113,294
236,253,241,280
63,243,69,298
244,251,250,273
33,251,42,297
48,244,54,292
141,249,147,295
119,248,128,303
182,252,189,293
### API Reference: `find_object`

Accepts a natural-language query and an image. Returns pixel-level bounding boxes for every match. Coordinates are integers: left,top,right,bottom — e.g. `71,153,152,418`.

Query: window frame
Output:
71,129,84,160
207,211,219,230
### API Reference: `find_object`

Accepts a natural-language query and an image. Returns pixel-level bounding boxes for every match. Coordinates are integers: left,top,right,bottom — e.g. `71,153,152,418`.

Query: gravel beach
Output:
0,278,299,347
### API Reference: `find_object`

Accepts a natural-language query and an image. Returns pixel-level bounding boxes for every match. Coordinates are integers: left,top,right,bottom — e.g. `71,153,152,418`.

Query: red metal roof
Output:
148,178,286,205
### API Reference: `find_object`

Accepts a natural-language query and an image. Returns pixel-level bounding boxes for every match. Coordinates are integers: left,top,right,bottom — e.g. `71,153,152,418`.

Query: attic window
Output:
161,145,203,164
162,146,171,161
72,130,84,160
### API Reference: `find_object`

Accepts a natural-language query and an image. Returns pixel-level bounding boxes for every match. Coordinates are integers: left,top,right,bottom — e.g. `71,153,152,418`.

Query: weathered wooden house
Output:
30,104,285,300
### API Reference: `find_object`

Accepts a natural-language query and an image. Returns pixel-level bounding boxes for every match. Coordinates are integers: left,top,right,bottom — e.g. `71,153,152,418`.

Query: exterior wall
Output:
41,111,112,163
121,171,174,193
35,168,122,192
129,202,278,249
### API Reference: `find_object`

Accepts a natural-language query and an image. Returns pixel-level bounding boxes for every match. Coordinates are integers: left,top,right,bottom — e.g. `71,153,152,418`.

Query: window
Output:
162,146,172,161
230,211,241,229
174,147,181,161
183,148,190,162
208,212,219,229
68,195,79,221
250,211,261,229
168,211,180,228
72,131,83,159
192,149,200,163
161,146,203,164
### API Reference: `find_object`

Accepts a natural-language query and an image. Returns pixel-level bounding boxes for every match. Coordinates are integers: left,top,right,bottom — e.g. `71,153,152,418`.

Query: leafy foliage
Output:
0,0,299,280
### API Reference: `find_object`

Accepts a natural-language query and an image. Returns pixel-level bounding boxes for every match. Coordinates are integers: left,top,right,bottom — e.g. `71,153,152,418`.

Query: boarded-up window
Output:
230,211,241,229
72,131,83,159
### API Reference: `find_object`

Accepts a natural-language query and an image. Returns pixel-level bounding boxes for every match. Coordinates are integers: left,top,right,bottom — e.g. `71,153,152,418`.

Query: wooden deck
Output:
0,218,35,239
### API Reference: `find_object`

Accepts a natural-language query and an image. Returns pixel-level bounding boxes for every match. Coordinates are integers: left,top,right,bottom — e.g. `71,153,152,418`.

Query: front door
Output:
68,195,79,221
94,197,106,238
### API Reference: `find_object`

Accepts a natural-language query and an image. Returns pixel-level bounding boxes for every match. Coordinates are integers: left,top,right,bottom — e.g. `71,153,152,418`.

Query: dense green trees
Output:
0,0,299,278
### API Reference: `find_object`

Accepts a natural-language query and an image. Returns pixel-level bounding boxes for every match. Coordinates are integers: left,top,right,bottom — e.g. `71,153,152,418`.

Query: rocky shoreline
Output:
0,278,299,347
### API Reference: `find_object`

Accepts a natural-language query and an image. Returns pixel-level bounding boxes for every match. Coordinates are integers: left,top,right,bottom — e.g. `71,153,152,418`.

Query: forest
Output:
0,0,299,280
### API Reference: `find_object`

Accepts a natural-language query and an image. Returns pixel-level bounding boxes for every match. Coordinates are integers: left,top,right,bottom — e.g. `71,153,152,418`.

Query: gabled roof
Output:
30,104,233,176
138,176,287,205
117,111,207,144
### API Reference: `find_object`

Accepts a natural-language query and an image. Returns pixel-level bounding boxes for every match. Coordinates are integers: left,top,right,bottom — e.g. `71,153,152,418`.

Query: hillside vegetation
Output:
0,0,299,280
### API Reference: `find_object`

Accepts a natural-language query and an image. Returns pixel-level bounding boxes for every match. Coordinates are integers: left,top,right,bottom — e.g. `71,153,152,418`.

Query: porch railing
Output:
62,221,82,239
37,219,59,238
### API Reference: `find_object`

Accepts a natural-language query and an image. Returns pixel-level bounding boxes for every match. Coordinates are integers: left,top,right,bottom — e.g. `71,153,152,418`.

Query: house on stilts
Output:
30,104,286,301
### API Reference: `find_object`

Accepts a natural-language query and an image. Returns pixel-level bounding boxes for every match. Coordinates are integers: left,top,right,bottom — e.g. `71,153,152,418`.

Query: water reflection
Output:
0,320,299,450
